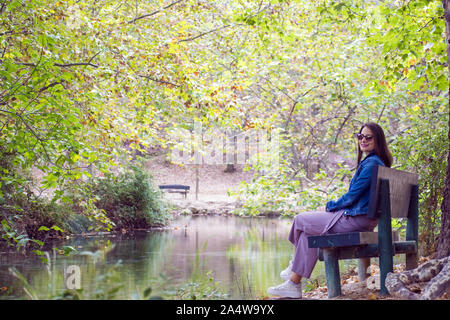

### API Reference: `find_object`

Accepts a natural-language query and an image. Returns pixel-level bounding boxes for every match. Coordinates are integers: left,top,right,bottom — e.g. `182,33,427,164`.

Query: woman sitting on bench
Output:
267,122,393,299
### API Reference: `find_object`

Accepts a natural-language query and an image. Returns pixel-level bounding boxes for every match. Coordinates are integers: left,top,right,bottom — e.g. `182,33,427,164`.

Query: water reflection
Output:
161,215,294,299
0,215,343,300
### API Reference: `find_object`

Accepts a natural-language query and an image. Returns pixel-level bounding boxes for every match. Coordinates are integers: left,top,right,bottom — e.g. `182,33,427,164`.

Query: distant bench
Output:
307,166,419,298
158,184,190,198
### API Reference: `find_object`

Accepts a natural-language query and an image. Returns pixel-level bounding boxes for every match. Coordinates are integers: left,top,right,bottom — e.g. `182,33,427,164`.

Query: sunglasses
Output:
356,133,374,141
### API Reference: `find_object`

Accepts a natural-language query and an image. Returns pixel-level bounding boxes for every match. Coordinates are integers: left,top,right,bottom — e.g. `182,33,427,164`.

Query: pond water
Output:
0,215,359,300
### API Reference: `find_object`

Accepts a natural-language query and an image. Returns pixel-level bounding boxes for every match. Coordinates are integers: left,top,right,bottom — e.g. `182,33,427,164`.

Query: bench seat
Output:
306,166,419,298
308,231,398,248
315,241,417,261
158,184,190,198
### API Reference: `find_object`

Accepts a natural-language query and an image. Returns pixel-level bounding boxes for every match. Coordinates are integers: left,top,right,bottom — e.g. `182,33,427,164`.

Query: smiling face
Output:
359,126,375,154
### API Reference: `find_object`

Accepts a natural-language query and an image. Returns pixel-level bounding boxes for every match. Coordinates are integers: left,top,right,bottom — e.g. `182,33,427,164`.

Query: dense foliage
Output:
81,166,170,230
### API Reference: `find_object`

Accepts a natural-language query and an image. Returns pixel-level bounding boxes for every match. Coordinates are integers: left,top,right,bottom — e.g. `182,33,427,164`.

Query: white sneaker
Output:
280,260,293,281
267,280,302,298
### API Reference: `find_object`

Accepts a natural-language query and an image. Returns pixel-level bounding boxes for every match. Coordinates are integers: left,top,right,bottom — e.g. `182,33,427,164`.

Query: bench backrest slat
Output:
158,184,190,190
367,166,419,219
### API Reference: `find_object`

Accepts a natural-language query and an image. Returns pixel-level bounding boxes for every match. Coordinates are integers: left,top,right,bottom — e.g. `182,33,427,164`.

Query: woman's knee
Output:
292,213,305,227
293,211,317,225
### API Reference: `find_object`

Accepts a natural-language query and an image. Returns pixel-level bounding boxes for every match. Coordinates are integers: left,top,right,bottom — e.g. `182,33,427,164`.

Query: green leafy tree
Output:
1,0,449,257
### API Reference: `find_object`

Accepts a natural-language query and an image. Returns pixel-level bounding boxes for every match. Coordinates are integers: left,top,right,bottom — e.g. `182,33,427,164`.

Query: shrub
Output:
0,147,70,245
86,165,170,230
1,158,170,252
0,192,72,250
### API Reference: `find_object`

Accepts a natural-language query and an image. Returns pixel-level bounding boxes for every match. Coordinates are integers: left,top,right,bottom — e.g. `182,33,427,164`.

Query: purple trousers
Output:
288,210,378,278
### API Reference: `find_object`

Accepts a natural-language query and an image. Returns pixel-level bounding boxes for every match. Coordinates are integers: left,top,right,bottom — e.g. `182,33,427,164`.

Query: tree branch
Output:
0,3,6,15
0,109,52,162
333,104,356,145
137,74,181,87
128,0,183,23
17,61,99,68
178,24,232,43
177,3,268,43
38,81,64,93
54,62,99,68
17,51,101,69
418,17,435,32
284,85,319,130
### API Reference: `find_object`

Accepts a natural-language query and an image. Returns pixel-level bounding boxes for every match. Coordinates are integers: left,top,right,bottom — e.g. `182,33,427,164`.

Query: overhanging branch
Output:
54,62,99,68
178,24,232,43
137,74,181,87
17,51,101,69
129,0,184,24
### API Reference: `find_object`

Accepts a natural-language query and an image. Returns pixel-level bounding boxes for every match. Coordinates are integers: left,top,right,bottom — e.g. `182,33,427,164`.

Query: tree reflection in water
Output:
1,215,357,299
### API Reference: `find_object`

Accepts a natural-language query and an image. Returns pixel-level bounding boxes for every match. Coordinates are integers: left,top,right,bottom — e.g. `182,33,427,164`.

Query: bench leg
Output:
323,248,341,298
379,252,393,296
378,178,394,296
358,258,370,282
406,184,419,271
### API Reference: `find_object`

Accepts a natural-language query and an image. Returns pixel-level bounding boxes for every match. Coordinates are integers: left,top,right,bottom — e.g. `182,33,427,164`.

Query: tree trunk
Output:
224,130,237,173
437,0,450,259
224,163,236,173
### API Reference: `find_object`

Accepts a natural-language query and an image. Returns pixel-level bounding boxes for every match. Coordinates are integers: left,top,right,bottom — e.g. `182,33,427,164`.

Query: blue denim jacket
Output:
325,152,385,216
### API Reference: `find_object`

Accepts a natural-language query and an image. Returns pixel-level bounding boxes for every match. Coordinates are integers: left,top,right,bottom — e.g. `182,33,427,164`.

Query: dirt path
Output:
145,155,254,213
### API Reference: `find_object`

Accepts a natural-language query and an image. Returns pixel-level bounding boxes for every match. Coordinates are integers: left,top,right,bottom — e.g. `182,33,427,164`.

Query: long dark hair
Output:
357,122,393,168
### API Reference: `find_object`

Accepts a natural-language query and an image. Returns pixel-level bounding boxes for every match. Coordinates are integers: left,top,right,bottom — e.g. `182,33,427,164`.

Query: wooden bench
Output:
158,184,190,198
307,166,419,298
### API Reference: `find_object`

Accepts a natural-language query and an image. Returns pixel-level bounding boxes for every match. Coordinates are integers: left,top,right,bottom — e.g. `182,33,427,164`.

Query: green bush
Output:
0,192,72,251
1,155,170,251
0,147,70,246
86,165,170,230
